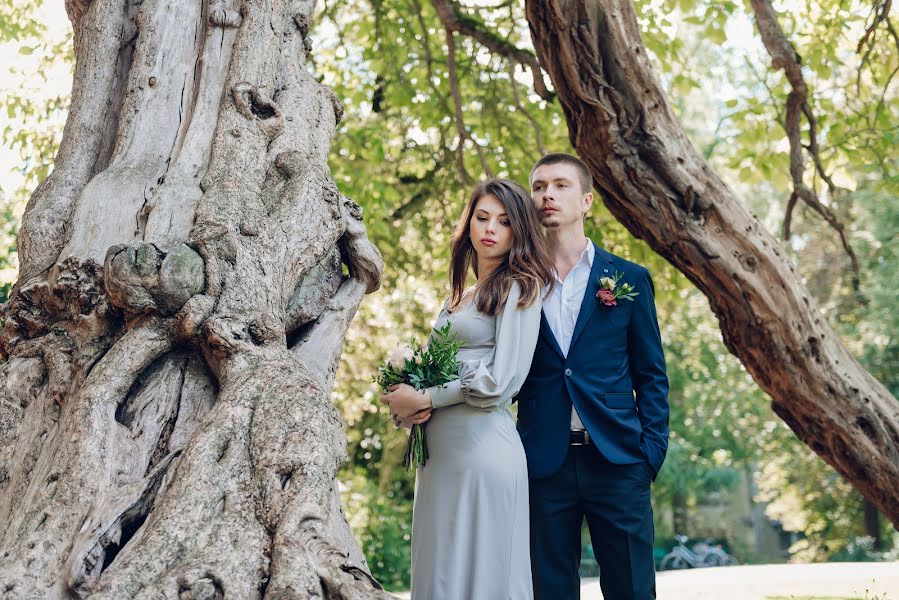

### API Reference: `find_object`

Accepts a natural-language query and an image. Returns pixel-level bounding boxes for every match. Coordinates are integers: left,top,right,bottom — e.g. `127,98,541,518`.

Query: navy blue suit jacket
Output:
517,243,669,480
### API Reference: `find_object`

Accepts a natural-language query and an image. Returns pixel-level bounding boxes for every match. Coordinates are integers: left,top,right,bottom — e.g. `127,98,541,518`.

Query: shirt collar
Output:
582,238,595,267
551,238,595,284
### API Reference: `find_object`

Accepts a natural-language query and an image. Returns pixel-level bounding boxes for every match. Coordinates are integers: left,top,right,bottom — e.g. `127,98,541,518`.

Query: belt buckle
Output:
571,429,589,446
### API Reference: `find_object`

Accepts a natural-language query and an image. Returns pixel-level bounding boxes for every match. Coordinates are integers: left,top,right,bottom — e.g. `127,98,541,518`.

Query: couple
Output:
382,153,669,600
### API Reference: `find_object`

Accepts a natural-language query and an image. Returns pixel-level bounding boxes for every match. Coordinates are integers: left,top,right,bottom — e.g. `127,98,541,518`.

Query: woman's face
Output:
469,193,514,262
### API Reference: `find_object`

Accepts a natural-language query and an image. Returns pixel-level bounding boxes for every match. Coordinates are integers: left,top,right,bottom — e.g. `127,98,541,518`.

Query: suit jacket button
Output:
564,368,572,377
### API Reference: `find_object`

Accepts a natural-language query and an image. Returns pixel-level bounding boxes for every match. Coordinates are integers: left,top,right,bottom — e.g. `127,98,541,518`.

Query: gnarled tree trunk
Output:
526,0,899,524
0,0,394,597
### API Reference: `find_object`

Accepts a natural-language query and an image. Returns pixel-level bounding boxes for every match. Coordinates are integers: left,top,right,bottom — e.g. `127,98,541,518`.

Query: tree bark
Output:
0,1,393,598
525,0,899,525
862,497,883,551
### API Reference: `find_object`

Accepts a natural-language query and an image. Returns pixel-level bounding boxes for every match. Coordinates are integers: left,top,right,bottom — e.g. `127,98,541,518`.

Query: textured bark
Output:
525,0,899,524
0,1,393,598
863,498,884,550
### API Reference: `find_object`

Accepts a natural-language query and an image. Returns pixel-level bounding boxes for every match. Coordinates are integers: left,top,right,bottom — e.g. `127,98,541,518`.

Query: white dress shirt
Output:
543,238,594,430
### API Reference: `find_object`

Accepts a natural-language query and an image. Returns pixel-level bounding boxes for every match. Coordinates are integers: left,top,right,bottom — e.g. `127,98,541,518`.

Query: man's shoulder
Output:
594,245,651,278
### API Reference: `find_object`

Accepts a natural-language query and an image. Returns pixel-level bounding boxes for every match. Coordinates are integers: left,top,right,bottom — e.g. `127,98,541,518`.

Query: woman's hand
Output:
406,408,432,425
381,383,432,419
392,408,433,429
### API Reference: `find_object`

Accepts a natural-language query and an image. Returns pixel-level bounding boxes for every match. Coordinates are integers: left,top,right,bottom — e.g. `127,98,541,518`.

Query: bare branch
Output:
750,0,859,284
508,65,546,155
430,0,555,102
390,162,446,219
408,0,455,118
782,190,799,240
875,57,899,118
702,111,740,159
444,26,492,182
857,0,892,55
445,27,473,183
744,56,785,126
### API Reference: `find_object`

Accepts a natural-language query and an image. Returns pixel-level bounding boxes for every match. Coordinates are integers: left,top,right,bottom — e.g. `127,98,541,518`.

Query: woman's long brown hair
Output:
448,179,555,316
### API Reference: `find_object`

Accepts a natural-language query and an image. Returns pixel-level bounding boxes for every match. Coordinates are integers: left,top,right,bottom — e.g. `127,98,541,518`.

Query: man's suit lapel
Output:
569,242,613,350
539,311,565,358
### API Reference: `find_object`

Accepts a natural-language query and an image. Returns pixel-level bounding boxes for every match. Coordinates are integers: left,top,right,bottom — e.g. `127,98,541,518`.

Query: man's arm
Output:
628,267,670,478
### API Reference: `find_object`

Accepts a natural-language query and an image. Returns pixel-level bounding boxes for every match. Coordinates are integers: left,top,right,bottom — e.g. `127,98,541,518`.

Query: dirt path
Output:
595,562,899,599
393,561,899,599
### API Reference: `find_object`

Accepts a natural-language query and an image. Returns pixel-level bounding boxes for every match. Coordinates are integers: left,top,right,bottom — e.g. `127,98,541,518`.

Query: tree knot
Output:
248,314,284,346
338,196,383,294
231,83,284,139
209,2,242,28
104,242,205,316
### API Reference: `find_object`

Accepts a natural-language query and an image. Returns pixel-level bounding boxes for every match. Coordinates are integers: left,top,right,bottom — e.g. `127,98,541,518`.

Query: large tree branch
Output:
444,26,492,182
857,0,895,57
509,64,547,155
749,0,859,285
525,0,899,525
409,0,454,117
430,0,555,102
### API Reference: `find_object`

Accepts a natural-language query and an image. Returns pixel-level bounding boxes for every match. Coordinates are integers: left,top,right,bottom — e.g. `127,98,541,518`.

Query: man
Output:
516,153,669,600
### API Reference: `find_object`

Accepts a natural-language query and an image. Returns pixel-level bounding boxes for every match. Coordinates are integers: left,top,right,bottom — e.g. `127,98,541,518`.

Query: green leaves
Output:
0,1,73,302
0,0,47,45
374,322,462,469
376,321,462,393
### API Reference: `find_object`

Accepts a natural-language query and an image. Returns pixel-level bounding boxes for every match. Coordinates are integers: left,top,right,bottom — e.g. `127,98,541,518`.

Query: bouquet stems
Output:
402,423,429,469
376,322,460,471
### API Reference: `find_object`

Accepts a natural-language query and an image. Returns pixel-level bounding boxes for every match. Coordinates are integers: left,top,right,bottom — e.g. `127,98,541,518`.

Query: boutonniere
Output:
596,271,639,307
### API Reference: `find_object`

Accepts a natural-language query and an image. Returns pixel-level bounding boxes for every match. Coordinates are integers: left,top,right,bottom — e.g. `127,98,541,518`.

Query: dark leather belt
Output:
570,429,590,445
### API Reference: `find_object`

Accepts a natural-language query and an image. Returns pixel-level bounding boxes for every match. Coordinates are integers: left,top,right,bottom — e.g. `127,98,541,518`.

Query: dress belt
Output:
569,429,590,445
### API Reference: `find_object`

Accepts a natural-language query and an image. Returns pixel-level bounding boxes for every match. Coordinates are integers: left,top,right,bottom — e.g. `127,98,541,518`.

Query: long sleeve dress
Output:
411,281,541,600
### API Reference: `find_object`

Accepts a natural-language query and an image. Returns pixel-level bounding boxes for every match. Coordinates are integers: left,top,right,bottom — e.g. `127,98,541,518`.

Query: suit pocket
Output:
604,392,635,409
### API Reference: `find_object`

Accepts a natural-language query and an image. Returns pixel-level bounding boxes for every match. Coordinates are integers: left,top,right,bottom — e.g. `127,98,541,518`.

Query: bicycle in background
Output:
659,534,739,570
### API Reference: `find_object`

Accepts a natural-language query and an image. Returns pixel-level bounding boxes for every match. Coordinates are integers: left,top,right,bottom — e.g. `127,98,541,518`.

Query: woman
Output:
382,179,554,600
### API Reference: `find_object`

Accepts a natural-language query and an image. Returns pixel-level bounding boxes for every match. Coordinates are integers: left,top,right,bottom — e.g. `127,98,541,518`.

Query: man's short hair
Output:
530,152,593,194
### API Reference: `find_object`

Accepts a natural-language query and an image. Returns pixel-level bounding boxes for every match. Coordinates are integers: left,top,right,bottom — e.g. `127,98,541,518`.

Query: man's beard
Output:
540,215,561,228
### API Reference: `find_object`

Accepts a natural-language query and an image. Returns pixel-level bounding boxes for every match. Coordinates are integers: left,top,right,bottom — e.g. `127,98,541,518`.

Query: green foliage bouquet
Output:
376,323,462,469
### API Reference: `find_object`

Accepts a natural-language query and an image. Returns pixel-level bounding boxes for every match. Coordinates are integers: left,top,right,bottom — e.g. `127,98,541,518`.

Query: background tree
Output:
525,0,898,523
313,0,896,583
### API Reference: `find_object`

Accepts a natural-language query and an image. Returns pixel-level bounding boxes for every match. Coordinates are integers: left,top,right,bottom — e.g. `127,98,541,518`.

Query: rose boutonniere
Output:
596,271,639,307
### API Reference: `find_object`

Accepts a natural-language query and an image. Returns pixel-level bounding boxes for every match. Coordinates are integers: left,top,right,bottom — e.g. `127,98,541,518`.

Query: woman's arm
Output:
427,281,541,411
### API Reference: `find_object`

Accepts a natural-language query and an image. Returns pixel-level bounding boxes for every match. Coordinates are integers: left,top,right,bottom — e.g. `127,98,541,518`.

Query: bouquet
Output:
375,323,462,469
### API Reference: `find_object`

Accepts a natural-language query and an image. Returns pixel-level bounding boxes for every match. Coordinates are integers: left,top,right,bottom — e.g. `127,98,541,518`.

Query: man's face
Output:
530,163,592,229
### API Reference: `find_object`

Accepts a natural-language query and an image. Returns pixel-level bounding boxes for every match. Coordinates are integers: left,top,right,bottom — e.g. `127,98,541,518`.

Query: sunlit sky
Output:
0,0,71,200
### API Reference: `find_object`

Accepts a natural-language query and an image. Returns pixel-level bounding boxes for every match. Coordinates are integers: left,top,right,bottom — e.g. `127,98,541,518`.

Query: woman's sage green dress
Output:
412,281,540,600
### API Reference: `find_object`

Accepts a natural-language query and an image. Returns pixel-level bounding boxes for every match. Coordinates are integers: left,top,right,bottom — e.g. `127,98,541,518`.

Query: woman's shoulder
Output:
504,278,542,312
